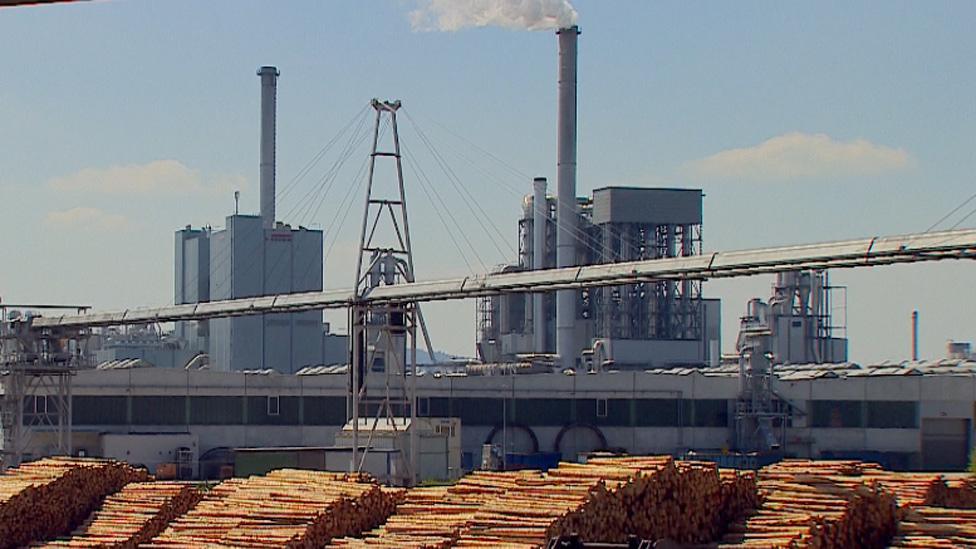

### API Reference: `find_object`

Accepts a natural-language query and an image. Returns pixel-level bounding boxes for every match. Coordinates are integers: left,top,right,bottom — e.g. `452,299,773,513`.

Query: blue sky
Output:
2,1,974,362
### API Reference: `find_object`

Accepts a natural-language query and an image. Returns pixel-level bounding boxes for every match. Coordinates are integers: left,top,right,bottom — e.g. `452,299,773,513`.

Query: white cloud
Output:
44,207,130,232
409,0,577,32
47,160,245,195
683,132,912,181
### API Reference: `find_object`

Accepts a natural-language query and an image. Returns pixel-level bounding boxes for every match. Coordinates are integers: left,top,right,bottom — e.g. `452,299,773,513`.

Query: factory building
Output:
478,185,721,369
15,359,976,477
174,216,324,373
171,66,327,373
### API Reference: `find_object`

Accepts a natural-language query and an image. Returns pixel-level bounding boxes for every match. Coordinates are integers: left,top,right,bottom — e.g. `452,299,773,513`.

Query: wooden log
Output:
0,457,148,549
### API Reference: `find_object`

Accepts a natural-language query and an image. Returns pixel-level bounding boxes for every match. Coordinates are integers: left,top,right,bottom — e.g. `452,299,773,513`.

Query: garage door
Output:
921,418,970,471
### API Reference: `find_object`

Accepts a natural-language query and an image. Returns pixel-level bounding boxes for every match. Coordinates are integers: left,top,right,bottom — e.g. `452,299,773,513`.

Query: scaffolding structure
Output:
1,304,90,470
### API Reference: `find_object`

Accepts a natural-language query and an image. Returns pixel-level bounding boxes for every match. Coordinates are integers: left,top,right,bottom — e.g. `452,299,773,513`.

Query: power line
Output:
403,111,515,261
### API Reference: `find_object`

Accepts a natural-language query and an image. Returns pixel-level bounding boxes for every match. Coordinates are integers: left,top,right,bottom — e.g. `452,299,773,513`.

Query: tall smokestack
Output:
533,177,548,353
258,66,279,229
556,26,579,369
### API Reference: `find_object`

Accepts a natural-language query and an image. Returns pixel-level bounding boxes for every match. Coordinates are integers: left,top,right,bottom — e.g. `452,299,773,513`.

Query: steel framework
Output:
349,99,423,485
1,304,89,470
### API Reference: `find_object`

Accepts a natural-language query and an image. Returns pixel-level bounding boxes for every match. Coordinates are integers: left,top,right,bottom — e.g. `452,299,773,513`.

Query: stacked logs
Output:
889,506,976,547
0,457,148,549
331,471,540,549
145,469,398,547
941,475,976,508
37,482,202,548
446,456,757,547
865,473,947,508
330,456,760,548
719,468,760,526
719,460,898,548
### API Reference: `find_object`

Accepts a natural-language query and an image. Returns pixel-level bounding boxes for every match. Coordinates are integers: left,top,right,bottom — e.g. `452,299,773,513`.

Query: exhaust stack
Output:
912,310,919,361
258,66,279,229
556,26,579,369
533,177,548,353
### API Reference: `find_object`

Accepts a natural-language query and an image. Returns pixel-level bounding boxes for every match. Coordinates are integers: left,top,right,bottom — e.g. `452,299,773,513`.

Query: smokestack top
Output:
258,65,278,230
556,25,580,35
533,176,548,182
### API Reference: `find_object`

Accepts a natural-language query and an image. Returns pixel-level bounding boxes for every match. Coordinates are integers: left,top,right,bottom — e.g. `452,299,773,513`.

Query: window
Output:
867,401,917,429
190,396,244,425
418,397,431,417
302,396,346,425
510,398,570,426
132,396,187,425
267,396,280,417
73,396,127,425
596,398,608,418
693,399,729,427
811,400,863,428
635,399,683,427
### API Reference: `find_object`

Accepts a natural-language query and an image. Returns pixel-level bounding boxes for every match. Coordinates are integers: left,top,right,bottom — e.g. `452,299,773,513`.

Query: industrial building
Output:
170,66,329,374
175,215,324,373
3,19,973,485
478,184,721,369
12,357,974,477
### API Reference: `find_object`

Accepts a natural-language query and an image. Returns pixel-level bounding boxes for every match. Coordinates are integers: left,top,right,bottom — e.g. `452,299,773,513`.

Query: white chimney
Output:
257,66,279,229
555,26,579,369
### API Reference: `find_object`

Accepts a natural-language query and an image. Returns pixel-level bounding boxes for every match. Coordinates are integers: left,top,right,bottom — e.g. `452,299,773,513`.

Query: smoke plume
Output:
410,0,578,32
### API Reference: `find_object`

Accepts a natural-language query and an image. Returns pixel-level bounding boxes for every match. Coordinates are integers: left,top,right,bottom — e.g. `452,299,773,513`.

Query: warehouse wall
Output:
23,368,976,471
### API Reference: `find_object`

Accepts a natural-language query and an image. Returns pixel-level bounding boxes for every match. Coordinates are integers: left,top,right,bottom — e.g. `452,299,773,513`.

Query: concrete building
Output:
206,215,323,373
174,226,212,355
15,359,975,477
478,185,721,369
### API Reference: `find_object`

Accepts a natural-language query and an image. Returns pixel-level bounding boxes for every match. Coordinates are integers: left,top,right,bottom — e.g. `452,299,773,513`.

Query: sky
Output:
2,0,975,363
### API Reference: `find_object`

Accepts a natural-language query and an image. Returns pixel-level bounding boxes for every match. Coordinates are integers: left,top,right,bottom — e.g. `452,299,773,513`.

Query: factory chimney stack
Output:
258,66,279,229
533,177,548,354
555,26,580,369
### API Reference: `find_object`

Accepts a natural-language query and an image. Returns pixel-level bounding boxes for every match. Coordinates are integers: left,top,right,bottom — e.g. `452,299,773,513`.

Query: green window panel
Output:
634,399,684,427
456,398,507,426
72,396,127,425
811,400,864,428
132,396,186,426
302,396,346,425
190,396,244,425
511,398,573,426
246,396,300,425
867,401,917,429
693,399,729,427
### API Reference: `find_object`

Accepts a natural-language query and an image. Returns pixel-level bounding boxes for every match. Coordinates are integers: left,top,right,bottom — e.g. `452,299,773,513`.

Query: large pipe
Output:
555,26,579,369
258,66,279,229
533,177,548,353
912,309,919,361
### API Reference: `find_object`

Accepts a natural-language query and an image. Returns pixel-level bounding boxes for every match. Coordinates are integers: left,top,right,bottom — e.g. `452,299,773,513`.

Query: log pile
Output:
330,470,542,549
145,469,398,547
719,460,898,548
333,457,761,548
941,475,976,508
0,457,148,549
889,506,976,547
449,456,757,547
719,468,760,526
37,482,202,548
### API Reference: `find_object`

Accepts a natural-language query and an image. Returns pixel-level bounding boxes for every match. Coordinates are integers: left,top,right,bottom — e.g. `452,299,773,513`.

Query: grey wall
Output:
207,215,324,373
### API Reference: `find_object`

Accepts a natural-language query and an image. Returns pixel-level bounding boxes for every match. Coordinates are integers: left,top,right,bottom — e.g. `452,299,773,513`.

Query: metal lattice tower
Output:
349,99,430,485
